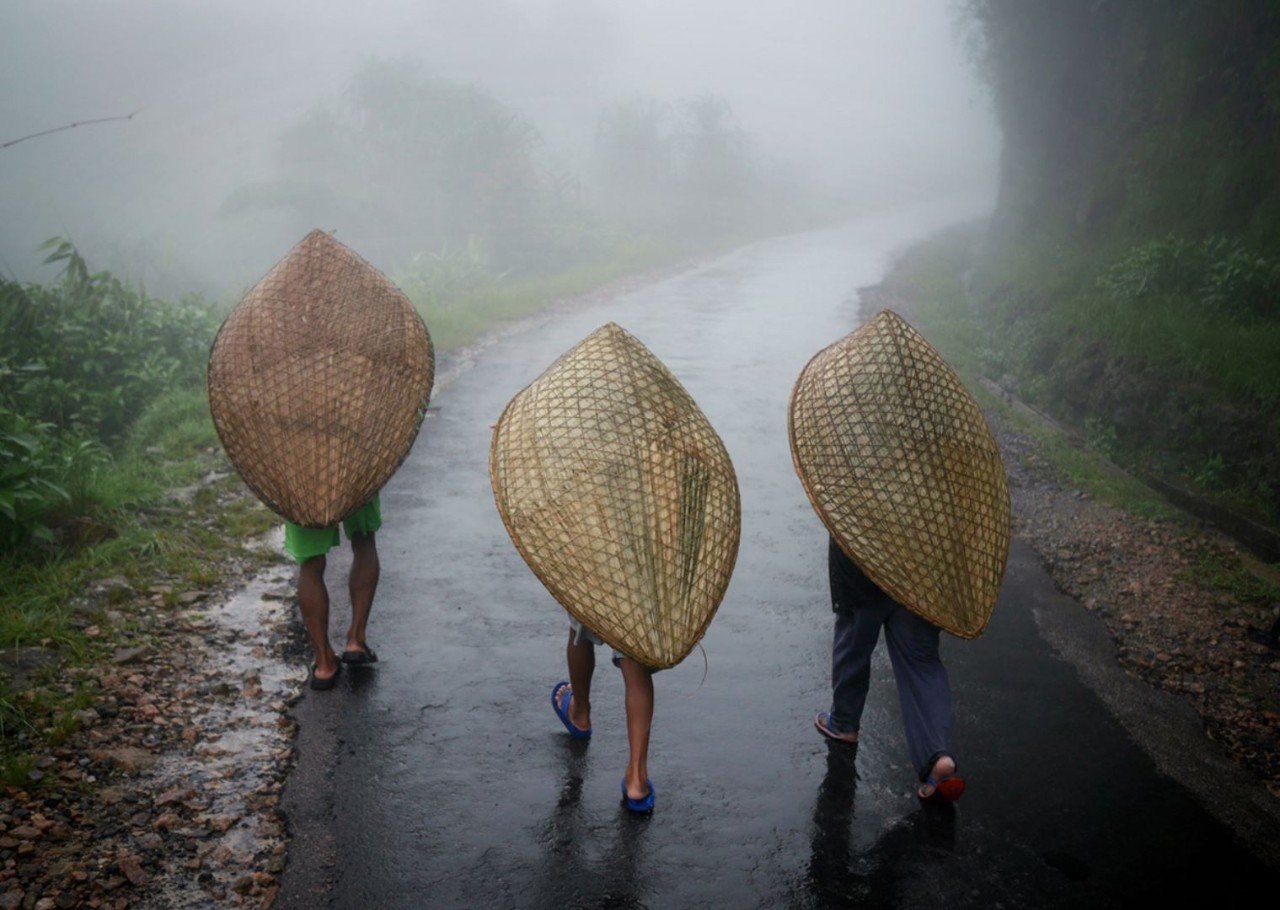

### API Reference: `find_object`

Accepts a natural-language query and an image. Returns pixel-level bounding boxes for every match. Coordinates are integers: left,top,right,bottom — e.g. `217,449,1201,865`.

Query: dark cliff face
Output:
973,0,1280,246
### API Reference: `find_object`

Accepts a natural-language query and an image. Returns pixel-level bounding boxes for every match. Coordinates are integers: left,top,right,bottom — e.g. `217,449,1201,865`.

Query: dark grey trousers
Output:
827,541,954,779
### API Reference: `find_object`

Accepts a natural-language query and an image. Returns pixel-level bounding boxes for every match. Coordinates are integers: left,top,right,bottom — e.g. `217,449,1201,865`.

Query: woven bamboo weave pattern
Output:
208,230,434,528
788,309,1010,638
490,323,741,670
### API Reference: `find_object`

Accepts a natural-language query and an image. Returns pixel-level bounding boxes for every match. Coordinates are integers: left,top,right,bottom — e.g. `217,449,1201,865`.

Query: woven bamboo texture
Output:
208,230,434,528
788,309,1010,638
490,323,741,670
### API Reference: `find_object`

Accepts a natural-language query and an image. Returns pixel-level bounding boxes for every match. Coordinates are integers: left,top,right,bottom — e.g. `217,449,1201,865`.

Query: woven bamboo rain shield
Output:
490,323,741,670
789,309,1010,638
208,230,434,528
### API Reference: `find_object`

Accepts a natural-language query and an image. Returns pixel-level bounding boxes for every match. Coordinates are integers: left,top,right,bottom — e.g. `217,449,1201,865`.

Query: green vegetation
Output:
1184,547,1280,609
882,227,1180,521
953,1,1280,524
0,242,216,553
400,235,681,350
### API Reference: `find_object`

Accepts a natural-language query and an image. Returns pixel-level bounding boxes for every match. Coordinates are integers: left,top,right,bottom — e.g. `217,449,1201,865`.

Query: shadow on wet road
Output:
278,204,1280,908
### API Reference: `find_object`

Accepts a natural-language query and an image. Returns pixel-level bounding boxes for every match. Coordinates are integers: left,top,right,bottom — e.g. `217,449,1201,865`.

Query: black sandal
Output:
309,662,342,690
341,645,378,665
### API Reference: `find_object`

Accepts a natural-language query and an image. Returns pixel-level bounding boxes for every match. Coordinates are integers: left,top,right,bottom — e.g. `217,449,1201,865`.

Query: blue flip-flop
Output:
621,779,655,814
551,681,591,739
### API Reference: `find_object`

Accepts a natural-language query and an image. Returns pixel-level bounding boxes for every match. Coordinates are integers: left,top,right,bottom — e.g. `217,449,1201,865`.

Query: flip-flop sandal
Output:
551,681,591,739
309,662,341,691
621,779,655,814
918,774,966,803
814,712,859,744
341,645,379,665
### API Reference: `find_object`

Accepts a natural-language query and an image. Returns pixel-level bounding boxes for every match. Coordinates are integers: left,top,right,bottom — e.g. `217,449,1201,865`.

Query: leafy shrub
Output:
0,407,70,549
1095,234,1204,301
1084,416,1120,459
0,240,216,442
1201,238,1280,321
1098,234,1280,323
0,241,216,555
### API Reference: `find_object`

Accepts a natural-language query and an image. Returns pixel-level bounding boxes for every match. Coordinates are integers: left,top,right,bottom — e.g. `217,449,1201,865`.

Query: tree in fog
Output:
671,94,751,235
594,93,754,240
221,60,549,270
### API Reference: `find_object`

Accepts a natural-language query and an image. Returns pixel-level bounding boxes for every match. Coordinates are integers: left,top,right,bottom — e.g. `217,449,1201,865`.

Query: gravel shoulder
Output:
0,489,303,910
997,417,1280,797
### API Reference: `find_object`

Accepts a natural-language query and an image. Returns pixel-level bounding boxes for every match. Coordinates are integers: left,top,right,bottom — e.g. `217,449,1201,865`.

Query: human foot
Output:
814,712,859,744
917,755,965,802
621,778,654,814
551,681,591,738
309,658,341,690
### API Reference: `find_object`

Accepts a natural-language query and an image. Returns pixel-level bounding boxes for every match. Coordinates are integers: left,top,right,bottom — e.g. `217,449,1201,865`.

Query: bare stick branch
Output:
1,110,141,150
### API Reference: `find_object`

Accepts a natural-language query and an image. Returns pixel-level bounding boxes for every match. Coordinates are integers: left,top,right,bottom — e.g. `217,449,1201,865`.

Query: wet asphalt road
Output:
278,206,1280,908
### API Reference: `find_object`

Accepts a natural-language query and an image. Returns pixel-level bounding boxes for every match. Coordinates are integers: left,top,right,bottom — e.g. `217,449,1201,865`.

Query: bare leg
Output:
619,657,654,800
298,555,338,680
560,630,595,732
344,533,379,654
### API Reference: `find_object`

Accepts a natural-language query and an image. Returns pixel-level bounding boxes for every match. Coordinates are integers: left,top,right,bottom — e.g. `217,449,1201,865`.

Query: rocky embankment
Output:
0,538,303,909
996,420,1280,795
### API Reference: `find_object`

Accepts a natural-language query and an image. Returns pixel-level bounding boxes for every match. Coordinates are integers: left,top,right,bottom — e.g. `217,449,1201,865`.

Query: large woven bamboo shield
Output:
788,309,1010,638
208,230,434,528
490,323,741,670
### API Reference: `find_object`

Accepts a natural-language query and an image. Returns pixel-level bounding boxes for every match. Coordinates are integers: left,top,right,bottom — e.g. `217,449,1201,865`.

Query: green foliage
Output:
0,242,216,555
0,240,215,441
1186,549,1280,607
1192,453,1229,491
0,408,69,548
1202,239,1280,321
1097,235,1280,324
402,234,680,351
1084,417,1120,460
1095,235,1204,301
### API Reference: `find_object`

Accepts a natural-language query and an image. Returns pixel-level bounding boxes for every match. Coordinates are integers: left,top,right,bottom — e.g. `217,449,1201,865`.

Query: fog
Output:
0,0,999,298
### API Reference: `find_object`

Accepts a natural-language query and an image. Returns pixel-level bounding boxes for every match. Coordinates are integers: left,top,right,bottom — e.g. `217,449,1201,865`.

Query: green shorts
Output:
283,495,382,564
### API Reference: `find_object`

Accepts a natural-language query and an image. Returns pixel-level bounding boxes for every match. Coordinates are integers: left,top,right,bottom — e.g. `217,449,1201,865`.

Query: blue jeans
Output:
827,540,954,779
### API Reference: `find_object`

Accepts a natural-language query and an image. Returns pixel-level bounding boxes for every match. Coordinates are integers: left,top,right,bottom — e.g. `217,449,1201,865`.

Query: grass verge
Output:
411,236,685,350
879,224,1180,521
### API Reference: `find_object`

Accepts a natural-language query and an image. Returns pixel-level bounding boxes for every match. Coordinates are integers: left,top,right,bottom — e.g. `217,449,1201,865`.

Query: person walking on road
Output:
789,311,1012,805
814,537,963,801
552,618,657,814
285,495,383,690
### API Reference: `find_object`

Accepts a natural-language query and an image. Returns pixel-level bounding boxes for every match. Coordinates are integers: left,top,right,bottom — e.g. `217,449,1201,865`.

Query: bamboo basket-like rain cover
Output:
788,309,1010,638
208,230,434,528
490,323,741,670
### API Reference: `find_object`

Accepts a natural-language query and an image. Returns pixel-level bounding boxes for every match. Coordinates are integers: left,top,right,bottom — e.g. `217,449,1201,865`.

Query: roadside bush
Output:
1095,234,1203,301
0,241,216,555
1098,234,1280,323
0,407,69,549
0,240,216,442
1201,238,1280,322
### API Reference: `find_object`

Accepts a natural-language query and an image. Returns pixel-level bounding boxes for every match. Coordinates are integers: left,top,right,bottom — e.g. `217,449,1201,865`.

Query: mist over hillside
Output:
0,0,998,297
